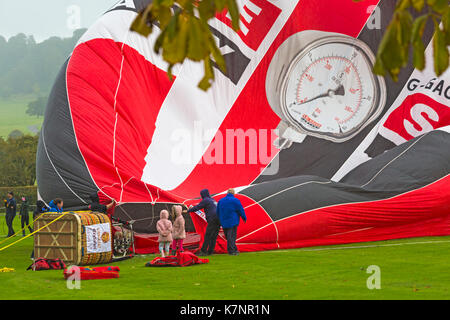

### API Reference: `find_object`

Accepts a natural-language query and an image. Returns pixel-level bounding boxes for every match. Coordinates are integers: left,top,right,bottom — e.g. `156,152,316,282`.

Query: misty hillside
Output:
0,29,86,98
0,29,86,138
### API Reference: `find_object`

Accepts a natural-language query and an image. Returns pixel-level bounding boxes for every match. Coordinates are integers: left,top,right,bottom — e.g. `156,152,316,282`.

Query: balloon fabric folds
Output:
37,0,450,253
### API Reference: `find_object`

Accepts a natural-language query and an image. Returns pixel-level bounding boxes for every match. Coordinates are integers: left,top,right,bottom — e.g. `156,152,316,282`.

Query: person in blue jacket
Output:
48,198,64,213
187,189,220,256
216,188,246,255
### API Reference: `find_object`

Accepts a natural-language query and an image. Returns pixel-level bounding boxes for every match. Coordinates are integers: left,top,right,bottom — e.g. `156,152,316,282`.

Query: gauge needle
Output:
336,121,345,134
333,85,345,96
294,85,345,106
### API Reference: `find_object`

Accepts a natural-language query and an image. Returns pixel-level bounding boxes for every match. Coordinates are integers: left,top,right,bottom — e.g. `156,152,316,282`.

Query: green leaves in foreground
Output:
130,0,240,91
370,0,450,81
132,0,450,90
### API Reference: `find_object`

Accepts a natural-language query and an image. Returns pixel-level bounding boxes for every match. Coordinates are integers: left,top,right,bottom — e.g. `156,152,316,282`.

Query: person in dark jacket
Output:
19,197,33,236
4,192,17,237
48,198,64,213
187,189,220,256
33,200,49,220
216,188,246,255
88,193,115,214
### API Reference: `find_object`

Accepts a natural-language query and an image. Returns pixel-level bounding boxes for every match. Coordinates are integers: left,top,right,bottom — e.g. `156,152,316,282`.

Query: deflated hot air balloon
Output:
37,0,450,253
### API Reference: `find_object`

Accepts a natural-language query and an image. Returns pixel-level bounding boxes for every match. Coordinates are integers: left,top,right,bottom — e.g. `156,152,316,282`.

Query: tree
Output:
0,29,87,98
8,130,24,140
131,0,450,90
0,135,38,187
26,96,47,118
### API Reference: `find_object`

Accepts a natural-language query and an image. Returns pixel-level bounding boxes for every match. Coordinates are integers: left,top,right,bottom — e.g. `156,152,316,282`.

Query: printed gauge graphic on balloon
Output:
266,31,387,148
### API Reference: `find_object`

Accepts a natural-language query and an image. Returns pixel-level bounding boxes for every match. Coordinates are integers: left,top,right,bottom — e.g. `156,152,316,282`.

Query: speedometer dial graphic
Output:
266,31,386,144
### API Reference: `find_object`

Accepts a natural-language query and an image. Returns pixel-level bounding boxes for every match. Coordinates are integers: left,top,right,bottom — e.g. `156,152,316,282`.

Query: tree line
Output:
0,29,86,98
0,30,88,188
0,135,38,187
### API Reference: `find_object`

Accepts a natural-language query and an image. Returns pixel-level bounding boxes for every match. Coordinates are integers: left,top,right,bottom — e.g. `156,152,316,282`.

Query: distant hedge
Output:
0,185,37,204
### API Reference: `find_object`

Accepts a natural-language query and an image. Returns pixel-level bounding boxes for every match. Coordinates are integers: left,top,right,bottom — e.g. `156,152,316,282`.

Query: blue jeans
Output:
223,226,238,254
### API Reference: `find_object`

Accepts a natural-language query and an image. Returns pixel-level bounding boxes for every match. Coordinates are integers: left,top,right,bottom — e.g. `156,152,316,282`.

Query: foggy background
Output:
0,0,118,42
0,0,122,140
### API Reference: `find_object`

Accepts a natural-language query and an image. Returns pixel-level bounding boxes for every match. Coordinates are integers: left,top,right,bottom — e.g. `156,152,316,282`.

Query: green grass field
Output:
0,216,449,300
0,95,43,138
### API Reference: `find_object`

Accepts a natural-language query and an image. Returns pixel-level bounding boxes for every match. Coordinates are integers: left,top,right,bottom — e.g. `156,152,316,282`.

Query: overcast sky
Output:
0,0,119,42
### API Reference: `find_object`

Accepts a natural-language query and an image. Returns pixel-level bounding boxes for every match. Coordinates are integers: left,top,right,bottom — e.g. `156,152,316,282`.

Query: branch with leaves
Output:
360,0,449,81
131,0,450,90
131,0,240,90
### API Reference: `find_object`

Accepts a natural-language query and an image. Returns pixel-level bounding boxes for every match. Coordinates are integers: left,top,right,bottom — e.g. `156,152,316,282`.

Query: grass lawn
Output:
0,216,449,300
0,95,43,138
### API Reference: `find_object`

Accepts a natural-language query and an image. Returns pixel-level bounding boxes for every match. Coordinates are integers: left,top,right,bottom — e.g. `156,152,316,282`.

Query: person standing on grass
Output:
156,209,173,257
4,191,17,237
186,189,220,256
171,205,186,255
19,197,33,236
216,188,246,256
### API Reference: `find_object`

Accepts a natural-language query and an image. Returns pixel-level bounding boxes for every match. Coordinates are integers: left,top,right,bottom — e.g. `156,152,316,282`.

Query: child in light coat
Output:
171,205,186,255
156,209,173,257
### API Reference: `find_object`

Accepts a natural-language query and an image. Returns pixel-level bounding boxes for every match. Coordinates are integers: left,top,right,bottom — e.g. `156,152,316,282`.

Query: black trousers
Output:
223,226,238,254
201,217,220,254
21,215,33,235
5,213,15,237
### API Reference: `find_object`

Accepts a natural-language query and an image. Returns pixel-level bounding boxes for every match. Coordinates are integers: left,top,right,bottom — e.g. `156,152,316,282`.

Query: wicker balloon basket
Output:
34,211,113,266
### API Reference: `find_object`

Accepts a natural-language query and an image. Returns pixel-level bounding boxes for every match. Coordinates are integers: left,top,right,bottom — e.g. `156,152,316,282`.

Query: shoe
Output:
197,251,208,256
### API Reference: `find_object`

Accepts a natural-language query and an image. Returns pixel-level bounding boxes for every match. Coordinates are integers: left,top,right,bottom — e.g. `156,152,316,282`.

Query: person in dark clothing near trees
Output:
216,188,247,256
186,189,220,256
19,197,33,236
4,192,17,237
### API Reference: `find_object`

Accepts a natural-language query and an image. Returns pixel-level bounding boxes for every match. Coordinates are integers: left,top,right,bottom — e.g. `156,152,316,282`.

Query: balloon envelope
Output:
37,0,450,252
